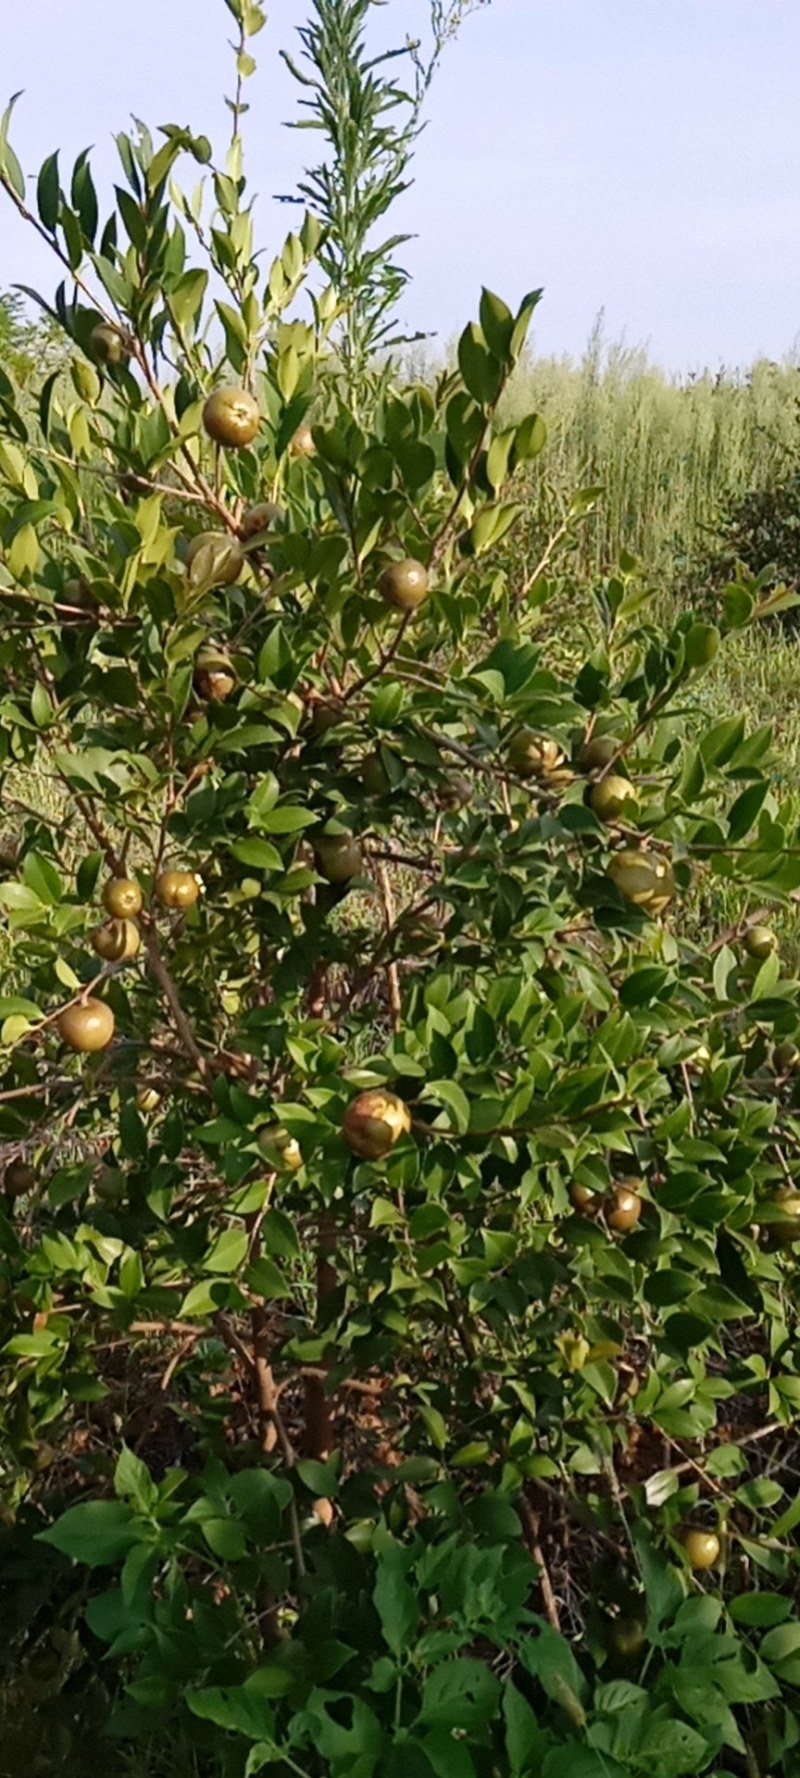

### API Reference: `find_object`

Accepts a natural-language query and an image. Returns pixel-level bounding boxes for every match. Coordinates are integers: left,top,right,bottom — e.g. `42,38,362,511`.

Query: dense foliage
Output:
3,7,800,1777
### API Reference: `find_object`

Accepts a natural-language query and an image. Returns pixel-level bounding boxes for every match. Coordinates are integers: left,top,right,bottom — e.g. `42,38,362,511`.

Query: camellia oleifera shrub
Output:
5,11,800,1777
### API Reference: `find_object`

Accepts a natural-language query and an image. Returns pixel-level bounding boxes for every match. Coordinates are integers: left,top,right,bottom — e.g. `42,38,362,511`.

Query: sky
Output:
3,0,799,373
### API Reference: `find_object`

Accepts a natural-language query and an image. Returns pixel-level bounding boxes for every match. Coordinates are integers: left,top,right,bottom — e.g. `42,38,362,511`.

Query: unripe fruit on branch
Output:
239,501,285,540
155,870,200,910
310,699,346,737
765,1191,800,1244
379,559,430,613
343,1090,412,1159
136,1087,161,1114
185,532,245,587
361,751,393,797
202,387,260,448
743,925,777,960
57,999,115,1053
578,733,619,772
588,774,639,823
92,918,140,962
89,322,129,365
193,649,237,702
314,834,363,884
436,772,472,811
4,1160,36,1198
289,423,316,458
684,623,721,669
681,1529,720,1570
258,1125,303,1171
773,1041,800,1073
606,849,676,915
102,878,142,919
507,730,565,779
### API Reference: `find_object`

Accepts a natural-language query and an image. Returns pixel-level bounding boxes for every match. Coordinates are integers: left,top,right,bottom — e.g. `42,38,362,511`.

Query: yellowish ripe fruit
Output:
57,999,115,1053
102,878,143,919
155,870,200,910
343,1090,412,1159
606,848,676,915
379,559,430,613
314,834,364,884
744,925,777,960
589,774,639,823
681,1528,720,1571
239,501,285,540
606,1184,641,1234
569,1182,600,1215
258,1124,303,1171
185,531,245,587
507,730,564,779
92,918,140,962
202,387,260,448
578,733,619,771
89,322,129,365
136,1087,161,1114
193,649,237,702
289,423,316,458
4,1160,36,1198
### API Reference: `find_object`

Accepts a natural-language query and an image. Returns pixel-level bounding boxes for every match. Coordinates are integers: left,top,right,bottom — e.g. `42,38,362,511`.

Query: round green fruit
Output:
607,1617,646,1660
136,1087,161,1114
202,387,260,448
58,998,115,1053
4,1160,36,1198
94,1167,126,1205
606,848,676,915
92,918,140,962
685,623,721,669
155,870,200,910
361,751,394,797
507,730,564,779
681,1528,720,1571
89,322,129,366
578,733,619,772
193,649,237,702
239,501,285,540
185,531,245,587
744,925,777,960
314,833,364,884
774,1041,800,1074
378,558,430,613
310,698,346,737
343,1090,412,1160
589,774,639,823
258,1124,303,1172
102,877,142,919
606,1184,641,1234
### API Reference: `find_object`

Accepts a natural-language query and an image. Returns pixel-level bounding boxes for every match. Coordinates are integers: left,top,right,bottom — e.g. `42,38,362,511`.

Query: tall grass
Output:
502,321,800,577
407,319,800,578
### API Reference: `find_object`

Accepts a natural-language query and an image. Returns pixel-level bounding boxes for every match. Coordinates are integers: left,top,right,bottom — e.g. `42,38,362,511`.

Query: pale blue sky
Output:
3,0,799,371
